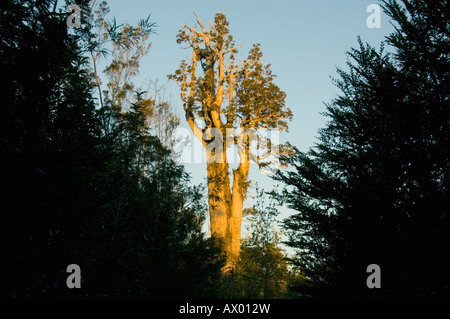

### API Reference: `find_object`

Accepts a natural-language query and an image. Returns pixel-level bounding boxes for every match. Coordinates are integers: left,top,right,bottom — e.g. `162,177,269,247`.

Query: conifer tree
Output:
275,0,449,297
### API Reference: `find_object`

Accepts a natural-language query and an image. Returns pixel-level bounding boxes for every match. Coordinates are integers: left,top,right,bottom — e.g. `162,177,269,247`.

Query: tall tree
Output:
275,0,449,297
169,13,292,265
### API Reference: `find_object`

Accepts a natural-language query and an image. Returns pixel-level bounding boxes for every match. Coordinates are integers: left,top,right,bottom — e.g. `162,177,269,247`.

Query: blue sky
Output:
97,0,394,244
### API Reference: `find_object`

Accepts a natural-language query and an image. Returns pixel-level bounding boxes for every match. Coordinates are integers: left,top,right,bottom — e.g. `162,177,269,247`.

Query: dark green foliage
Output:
275,0,449,298
0,0,223,298
0,0,100,297
220,188,292,299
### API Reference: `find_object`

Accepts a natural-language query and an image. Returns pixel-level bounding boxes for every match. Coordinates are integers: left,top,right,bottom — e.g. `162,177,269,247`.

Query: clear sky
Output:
98,0,394,245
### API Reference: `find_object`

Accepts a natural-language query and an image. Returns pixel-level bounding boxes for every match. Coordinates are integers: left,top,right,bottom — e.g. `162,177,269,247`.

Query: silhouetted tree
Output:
275,0,449,298
0,0,224,299
0,0,102,297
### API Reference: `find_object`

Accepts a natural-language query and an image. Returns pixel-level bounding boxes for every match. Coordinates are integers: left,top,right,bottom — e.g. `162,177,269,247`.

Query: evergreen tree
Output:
275,0,449,298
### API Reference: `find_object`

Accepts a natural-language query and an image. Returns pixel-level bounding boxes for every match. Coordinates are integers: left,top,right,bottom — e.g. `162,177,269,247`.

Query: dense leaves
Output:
0,0,223,298
2,0,447,300
220,188,293,298
275,0,449,298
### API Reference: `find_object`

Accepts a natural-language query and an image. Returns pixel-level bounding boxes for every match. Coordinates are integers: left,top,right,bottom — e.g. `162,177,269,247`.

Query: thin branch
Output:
225,45,243,55
185,26,202,38
194,13,207,34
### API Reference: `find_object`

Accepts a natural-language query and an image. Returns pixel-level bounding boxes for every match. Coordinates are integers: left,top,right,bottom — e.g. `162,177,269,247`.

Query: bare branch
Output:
186,111,205,143
225,45,243,55
185,25,202,38
194,13,207,34
209,21,216,33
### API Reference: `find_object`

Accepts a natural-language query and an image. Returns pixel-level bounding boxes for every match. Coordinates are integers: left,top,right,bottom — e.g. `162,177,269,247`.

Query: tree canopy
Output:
0,0,224,298
0,0,448,301
274,0,449,298
169,12,292,266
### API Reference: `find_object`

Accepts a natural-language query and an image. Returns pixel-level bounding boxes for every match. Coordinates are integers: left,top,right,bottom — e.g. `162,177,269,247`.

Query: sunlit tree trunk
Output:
206,160,230,244
230,155,250,263
170,12,292,268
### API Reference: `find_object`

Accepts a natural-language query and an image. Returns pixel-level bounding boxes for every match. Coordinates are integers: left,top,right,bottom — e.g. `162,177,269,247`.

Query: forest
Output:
0,0,448,299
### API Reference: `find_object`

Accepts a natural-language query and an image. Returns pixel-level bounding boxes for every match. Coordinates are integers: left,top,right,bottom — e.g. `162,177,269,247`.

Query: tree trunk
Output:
205,133,250,269
206,161,230,241
229,161,249,263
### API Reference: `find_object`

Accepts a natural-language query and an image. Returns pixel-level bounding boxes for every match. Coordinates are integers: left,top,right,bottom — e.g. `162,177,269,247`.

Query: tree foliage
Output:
275,0,449,298
4,0,445,300
169,12,293,265
221,187,292,298
0,0,224,298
